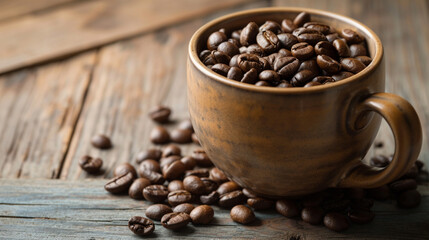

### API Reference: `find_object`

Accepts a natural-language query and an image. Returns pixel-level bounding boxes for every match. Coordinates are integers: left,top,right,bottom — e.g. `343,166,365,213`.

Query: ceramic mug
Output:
187,8,422,197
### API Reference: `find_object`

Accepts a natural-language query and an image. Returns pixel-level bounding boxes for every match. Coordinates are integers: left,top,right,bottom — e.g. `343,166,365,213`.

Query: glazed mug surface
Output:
187,7,422,197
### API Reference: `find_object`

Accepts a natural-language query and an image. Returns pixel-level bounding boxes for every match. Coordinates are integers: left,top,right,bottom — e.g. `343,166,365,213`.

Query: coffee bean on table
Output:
129,178,151,199
91,134,112,149
218,190,246,208
181,156,197,170
301,207,325,225
163,160,186,180
146,204,173,221
160,155,181,168
217,181,241,195
128,216,155,236
177,119,194,132
200,191,220,205
150,126,170,144
173,203,195,214
149,105,171,123
139,159,160,173
247,197,275,211
207,31,227,50
114,162,137,178
183,175,206,195
185,168,210,178
79,155,102,173
161,212,192,230
170,128,193,143
168,190,193,207
323,212,349,232
230,205,255,224
242,188,258,198
276,199,300,218
104,172,134,194
201,177,219,194
143,185,169,203
348,209,374,224
389,179,417,193
191,133,201,145
190,205,214,224
168,180,184,192
191,149,213,167
209,167,228,183
162,144,181,157
136,147,162,163
397,190,421,208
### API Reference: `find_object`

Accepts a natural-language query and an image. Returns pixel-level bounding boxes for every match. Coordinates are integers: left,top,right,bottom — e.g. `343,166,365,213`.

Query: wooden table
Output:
0,0,428,239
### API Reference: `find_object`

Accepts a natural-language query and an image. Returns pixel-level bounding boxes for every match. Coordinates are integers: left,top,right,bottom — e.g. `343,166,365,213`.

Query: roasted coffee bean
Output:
350,44,367,57
191,133,200,145
163,160,186,180
281,19,296,33
332,71,354,81
143,185,169,203
312,76,334,84
104,172,134,194
199,50,211,61
247,197,274,210
256,30,280,54
240,22,259,46
230,205,255,224
114,162,138,178
298,59,320,75
341,29,364,44
149,105,171,123
291,42,314,60
162,144,181,158
242,188,258,198
139,169,164,184
227,67,244,81
207,31,227,50
291,70,317,87
348,209,374,224
398,190,421,208
177,120,193,132
168,180,185,192
246,44,265,57
239,46,247,54
346,188,366,200
260,20,282,33
129,178,151,199
326,33,340,43
170,128,193,144
274,56,300,78
333,39,351,57
367,185,390,201
229,55,239,67
217,181,241,195
231,30,241,41
355,56,372,66
278,48,293,57
218,190,246,208
203,50,230,65
217,41,240,57
150,126,170,144
200,191,220,205
301,207,325,225
304,81,321,87
276,199,300,217
209,167,228,183
183,175,206,195
237,53,263,72
341,58,366,73
91,134,112,149
173,203,195,214
128,216,155,236
323,212,349,232
185,168,210,178
160,155,181,168
161,212,191,230
136,147,162,163
315,41,338,59
277,33,299,49
293,28,327,45
390,179,417,193
211,63,231,77
228,38,241,48
190,205,214,224
241,68,259,84
293,12,311,27
181,156,197,170
304,22,331,34
191,149,213,167
259,70,280,83
79,155,102,173
201,177,218,194
146,204,172,221
277,80,293,88
316,55,341,74
168,190,193,207
370,155,390,168
139,159,161,173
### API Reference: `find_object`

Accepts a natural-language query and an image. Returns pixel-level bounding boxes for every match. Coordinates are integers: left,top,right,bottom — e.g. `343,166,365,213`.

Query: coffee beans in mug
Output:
128,216,155,236
79,155,102,173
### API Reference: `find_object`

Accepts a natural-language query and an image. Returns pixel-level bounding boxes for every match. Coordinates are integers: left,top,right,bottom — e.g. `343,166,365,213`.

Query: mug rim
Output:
188,7,383,94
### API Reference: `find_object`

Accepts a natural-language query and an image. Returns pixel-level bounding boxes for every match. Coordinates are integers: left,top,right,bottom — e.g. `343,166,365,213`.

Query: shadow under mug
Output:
187,7,422,197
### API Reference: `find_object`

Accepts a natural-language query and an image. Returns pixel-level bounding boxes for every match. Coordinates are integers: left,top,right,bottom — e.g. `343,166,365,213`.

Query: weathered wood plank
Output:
273,0,429,169
59,1,271,180
0,0,77,22
0,52,97,178
0,0,258,74
0,179,428,239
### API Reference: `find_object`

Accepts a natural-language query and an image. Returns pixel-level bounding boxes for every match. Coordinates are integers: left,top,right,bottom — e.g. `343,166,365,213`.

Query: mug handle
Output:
338,92,422,188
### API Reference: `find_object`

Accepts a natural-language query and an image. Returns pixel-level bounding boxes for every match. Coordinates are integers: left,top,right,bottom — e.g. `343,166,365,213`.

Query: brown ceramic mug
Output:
187,7,422,197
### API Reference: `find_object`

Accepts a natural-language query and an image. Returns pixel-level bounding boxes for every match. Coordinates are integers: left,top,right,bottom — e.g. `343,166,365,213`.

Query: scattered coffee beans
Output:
149,105,171,123
230,205,255,224
136,147,162,163
173,203,195,214
79,155,102,173
161,212,192,230
129,178,151,199
91,134,112,149
114,162,138,178
323,212,350,232
150,126,170,144
104,172,134,194
146,204,173,221
128,216,155,236
143,185,169,203
190,205,214,224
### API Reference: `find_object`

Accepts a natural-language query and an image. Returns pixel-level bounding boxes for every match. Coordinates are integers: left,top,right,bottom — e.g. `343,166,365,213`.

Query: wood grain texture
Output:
0,0,77,22
274,0,429,172
0,52,97,178
59,1,271,180
0,0,257,74
0,179,428,239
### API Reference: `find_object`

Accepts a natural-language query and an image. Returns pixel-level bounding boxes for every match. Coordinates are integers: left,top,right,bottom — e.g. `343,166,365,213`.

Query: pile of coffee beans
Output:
199,12,372,87
85,106,424,236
